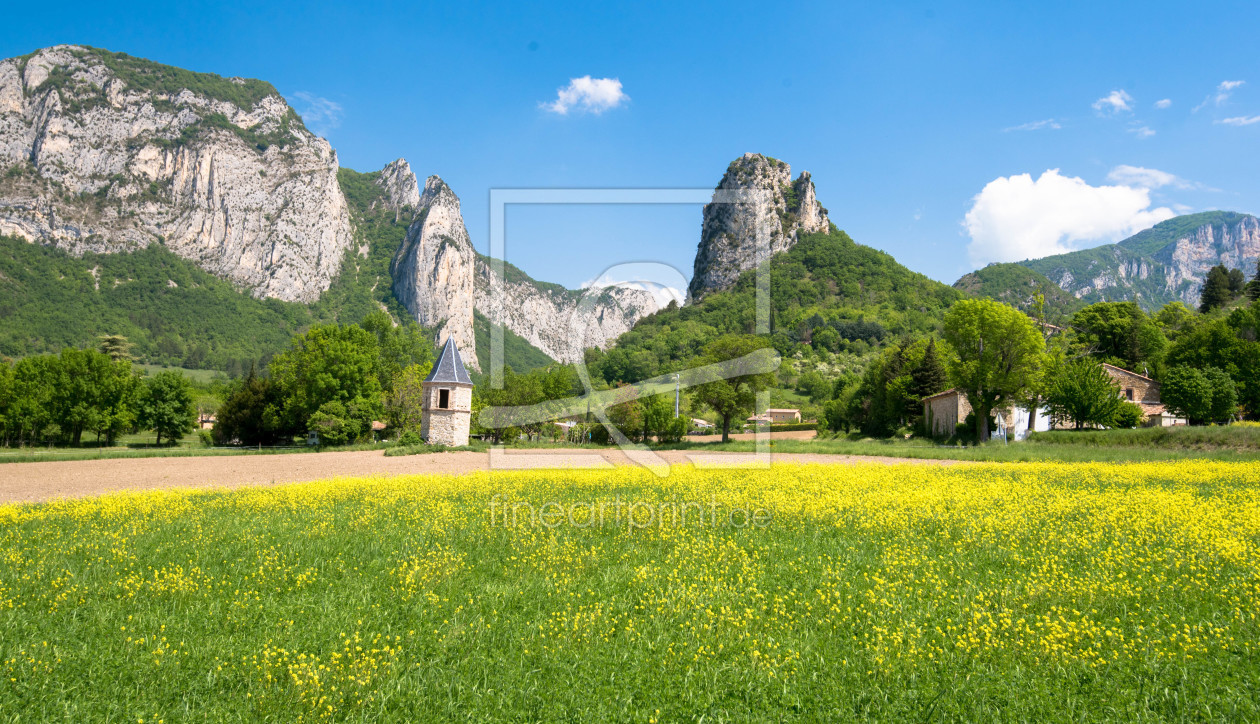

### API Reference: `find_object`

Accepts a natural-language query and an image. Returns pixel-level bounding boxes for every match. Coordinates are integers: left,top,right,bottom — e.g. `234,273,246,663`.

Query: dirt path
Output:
0,446,963,505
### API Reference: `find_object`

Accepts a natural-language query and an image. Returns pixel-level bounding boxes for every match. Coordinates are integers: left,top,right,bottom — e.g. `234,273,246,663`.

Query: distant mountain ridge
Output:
952,264,1082,321
1016,211,1260,310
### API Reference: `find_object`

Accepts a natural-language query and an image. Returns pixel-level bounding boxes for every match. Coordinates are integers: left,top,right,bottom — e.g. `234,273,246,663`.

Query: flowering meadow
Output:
1,462,1258,721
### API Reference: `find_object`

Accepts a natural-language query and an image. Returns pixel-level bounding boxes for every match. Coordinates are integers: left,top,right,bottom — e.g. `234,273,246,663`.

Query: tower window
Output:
439,389,450,409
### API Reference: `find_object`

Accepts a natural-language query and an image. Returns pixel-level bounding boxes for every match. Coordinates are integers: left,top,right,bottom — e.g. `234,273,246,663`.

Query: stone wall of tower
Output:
420,383,473,447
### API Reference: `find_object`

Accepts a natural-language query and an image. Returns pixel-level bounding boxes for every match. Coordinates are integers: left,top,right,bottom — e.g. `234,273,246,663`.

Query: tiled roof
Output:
424,338,473,385
921,388,960,402
1102,363,1156,383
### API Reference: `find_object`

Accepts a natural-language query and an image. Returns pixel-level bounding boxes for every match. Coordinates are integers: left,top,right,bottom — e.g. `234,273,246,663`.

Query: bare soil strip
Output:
0,447,963,505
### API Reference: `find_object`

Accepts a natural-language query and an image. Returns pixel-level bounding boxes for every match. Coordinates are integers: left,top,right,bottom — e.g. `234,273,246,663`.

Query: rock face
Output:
1021,211,1260,309
688,153,830,301
374,158,421,219
474,261,658,364
391,176,479,367
0,46,353,302
389,174,660,367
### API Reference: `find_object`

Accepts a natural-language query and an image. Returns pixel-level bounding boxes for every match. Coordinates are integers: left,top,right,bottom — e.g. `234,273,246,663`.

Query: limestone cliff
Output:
474,259,658,364
1021,211,1260,309
688,153,830,300
0,45,353,302
389,174,659,366
390,175,479,366
374,158,421,220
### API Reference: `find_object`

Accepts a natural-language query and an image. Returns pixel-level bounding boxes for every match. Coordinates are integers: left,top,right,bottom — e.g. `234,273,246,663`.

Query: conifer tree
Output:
1199,265,1235,313
911,338,949,400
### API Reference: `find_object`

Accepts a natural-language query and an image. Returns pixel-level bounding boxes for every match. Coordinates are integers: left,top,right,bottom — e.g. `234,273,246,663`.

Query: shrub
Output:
1112,401,1146,429
398,429,423,446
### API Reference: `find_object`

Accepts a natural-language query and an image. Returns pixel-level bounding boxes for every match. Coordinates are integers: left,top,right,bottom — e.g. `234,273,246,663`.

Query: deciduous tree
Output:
942,299,1045,442
138,371,197,445
1044,359,1123,430
692,335,777,442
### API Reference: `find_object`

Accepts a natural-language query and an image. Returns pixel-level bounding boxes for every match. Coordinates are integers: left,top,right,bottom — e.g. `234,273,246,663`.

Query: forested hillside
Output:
586,225,962,384
953,263,1082,321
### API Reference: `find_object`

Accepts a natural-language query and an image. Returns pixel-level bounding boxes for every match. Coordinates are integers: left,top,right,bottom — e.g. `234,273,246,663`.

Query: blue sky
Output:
4,0,1259,292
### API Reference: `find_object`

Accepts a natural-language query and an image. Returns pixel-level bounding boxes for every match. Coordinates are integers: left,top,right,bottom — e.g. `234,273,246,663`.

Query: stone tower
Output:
420,338,474,446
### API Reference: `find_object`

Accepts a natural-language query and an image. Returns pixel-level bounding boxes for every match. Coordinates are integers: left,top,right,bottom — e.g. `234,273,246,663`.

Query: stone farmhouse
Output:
921,362,1185,437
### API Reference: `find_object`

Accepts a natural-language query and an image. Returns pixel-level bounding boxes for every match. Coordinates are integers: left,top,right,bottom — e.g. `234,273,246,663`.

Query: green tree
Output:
268,323,385,434
1161,367,1213,425
692,335,777,442
1205,367,1239,423
97,335,134,362
138,371,197,445
308,401,353,446
87,358,140,445
359,310,434,390
640,392,675,443
385,363,428,434
795,370,832,403
1165,308,1260,420
942,299,1046,442
1247,260,1260,302
1162,366,1237,425
0,361,13,446
213,366,288,445
1154,302,1198,341
1228,267,1247,295
1199,264,1236,313
910,338,949,400
7,356,57,445
1043,359,1123,430
1070,302,1167,373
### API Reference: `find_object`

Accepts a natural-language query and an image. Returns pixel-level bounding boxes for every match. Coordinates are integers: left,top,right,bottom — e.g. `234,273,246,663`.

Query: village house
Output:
922,363,1185,438
1099,363,1185,427
747,408,802,424
921,389,1050,440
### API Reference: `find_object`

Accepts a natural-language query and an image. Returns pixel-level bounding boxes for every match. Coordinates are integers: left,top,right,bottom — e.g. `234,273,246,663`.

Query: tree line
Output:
818,280,1260,439
0,336,198,447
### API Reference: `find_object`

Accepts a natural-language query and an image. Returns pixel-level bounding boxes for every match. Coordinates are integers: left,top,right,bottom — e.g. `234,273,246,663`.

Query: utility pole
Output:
673,373,680,418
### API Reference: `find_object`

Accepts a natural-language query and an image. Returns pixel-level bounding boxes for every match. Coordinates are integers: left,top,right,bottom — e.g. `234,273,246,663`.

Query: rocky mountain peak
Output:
0,45,353,303
374,158,421,219
391,174,479,367
688,153,830,300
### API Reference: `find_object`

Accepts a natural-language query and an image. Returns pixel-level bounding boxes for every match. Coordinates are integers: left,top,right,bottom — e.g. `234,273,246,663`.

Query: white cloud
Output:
1106,165,1217,192
288,92,343,137
1194,80,1245,111
1093,89,1134,114
1106,165,1199,190
964,169,1176,267
1106,165,1178,188
1219,115,1260,126
541,76,629,115
1127,125,1156,138
1154,98,1172,109
1003,118,1061,132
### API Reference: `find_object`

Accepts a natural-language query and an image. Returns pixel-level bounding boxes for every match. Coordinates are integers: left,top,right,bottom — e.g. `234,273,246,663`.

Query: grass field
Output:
666,427,1260,463
2,462,1258,720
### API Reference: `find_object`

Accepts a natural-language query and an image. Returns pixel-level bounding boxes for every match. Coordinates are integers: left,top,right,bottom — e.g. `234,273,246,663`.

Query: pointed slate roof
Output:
425,337,473,385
